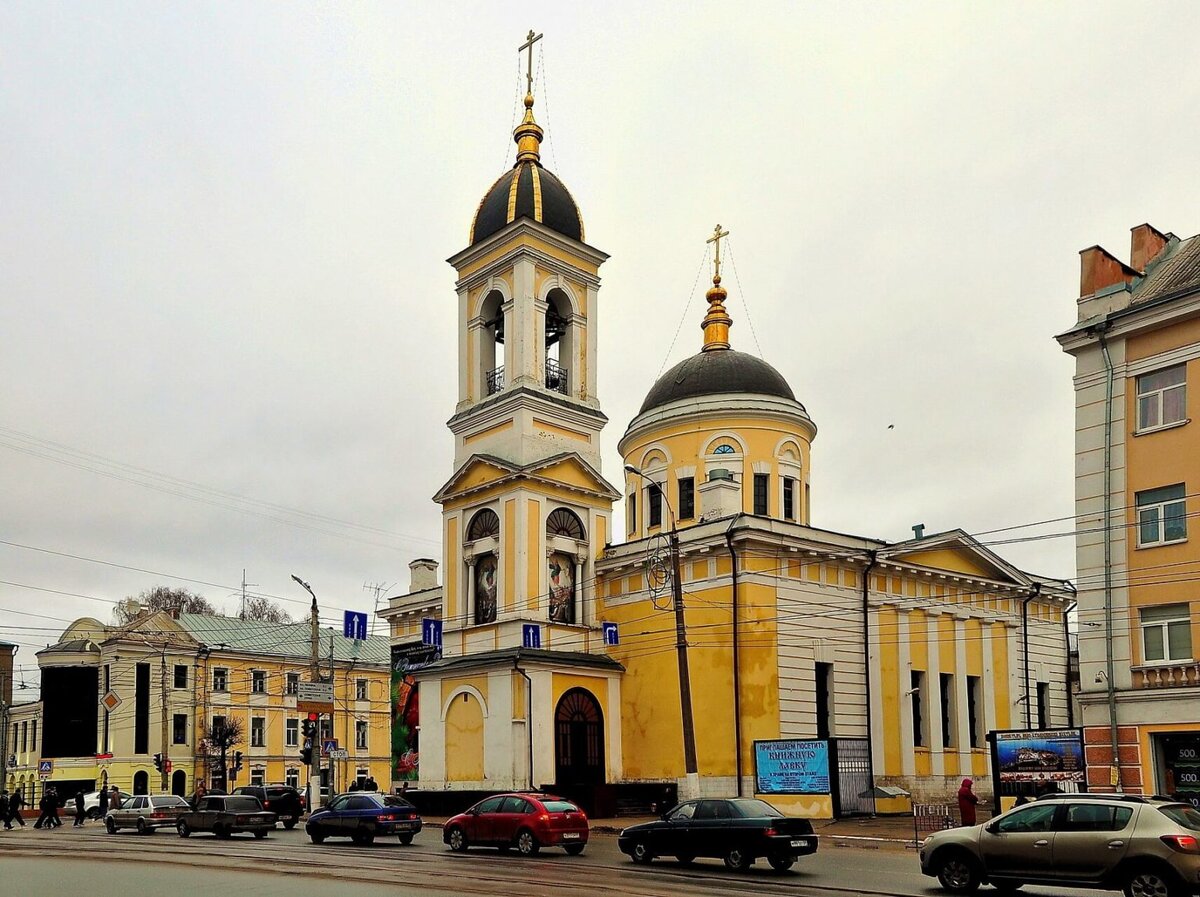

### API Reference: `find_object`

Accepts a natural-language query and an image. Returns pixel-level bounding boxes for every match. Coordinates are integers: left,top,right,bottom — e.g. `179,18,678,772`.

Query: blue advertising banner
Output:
753,739,830,795
992,729,1085,784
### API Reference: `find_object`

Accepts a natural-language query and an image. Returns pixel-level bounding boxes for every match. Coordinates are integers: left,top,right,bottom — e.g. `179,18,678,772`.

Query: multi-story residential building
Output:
17,611,390,799
5,699,42,801
1059,223,1200,802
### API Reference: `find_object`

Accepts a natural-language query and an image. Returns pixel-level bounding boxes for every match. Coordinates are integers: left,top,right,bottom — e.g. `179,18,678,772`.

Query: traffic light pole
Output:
293,575,322,813
159,647,170,792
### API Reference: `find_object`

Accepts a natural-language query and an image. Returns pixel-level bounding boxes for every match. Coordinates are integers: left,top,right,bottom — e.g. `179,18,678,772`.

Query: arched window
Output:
713,443,736,455
480,289,505,395
545,288,573,396
546,508,586,541
133,770,149,795
555,688,605,786
467,508,500,541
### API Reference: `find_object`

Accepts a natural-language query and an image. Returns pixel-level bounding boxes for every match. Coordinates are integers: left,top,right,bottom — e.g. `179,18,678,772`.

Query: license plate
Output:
250,816,265,824
562,832,581,840
394,821,417,829
790,839,810,848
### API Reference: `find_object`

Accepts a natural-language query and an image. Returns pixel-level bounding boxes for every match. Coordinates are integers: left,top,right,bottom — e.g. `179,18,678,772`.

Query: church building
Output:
398,38,1073,818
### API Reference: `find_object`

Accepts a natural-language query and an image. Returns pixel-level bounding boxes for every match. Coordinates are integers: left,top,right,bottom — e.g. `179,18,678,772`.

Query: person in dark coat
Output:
7,788,26,828
98,785,109,818
49,787,63,827
363,776,378,793
957,778,980,826
34,791,52,829
0,791,9,829
73,791,86,826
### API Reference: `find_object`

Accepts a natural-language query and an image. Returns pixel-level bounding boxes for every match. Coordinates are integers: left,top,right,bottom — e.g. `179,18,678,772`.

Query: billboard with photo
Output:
753,739,830,795
990,728,1086,784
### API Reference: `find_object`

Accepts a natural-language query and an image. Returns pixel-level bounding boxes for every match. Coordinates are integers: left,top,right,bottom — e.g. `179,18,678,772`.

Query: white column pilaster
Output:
898,609,915,777
927,609,944,777
955,615,971,773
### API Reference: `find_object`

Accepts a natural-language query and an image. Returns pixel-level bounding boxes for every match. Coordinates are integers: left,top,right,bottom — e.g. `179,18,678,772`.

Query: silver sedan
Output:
105,794,191,834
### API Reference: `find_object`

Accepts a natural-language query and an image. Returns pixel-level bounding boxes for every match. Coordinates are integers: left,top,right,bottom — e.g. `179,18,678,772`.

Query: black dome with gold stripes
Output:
469,94,584,246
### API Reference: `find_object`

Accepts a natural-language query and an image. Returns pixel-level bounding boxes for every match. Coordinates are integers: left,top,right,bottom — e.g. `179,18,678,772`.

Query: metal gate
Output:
830,737,874,817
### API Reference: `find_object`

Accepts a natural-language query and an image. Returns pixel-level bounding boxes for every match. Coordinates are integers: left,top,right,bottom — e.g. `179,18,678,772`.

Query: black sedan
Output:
306,793,423,845
618,798,817,872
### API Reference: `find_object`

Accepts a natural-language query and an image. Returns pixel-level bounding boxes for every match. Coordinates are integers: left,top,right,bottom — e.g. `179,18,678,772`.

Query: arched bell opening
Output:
544,288,573,396
480,289,506,396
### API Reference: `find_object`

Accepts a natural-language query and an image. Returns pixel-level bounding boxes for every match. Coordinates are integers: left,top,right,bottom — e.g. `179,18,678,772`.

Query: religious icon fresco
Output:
476,554,498,624
548,552,575,624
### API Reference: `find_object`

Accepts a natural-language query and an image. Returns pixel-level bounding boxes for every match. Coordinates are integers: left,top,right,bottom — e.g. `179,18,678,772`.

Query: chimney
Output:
1130,223,1169,273
698,468,741,520
912,523,925,541
1079,245,1138,298
409,558,439,592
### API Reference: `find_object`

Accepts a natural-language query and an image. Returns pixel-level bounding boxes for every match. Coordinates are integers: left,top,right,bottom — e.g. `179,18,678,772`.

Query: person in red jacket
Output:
957,778,980,826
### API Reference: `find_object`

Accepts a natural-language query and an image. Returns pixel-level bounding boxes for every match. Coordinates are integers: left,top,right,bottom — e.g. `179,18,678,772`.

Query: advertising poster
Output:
753,739,830,795
992,729,1085,784
390,643,439,782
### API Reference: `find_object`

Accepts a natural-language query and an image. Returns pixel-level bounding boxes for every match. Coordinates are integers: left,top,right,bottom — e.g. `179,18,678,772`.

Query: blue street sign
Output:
602,622,619,646
38,759,53,776
522,624,542,649
421,618,443,648
343,610,368,641
322,739,338,756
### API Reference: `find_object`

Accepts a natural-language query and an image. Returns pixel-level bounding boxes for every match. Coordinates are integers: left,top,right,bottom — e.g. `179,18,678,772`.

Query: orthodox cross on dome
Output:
701,223,733,352
707,223,730,280
519,30,543,95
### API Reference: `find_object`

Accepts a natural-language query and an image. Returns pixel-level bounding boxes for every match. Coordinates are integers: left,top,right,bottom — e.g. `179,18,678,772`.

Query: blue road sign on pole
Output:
522,624,541,649
602,622,619,646
422,618,443,648
38,759,53,777
343,610,368,640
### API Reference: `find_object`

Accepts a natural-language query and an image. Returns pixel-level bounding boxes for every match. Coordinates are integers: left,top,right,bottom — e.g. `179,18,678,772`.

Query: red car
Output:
444,793,589,856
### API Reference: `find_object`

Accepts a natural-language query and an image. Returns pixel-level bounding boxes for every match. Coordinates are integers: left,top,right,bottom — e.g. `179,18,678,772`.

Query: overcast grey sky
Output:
3,2,1199,697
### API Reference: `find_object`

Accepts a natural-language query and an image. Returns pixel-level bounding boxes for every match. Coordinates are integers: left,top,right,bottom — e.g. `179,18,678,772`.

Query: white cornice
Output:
619,393,816,455
448,220,608,285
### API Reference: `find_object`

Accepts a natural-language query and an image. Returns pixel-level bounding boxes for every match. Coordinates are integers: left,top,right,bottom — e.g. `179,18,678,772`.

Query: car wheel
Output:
398,833,414,845
309,827,326,845
767,853,795,872
1124,866,1185,897
254,830,268,840
515,828,540,856
178,821,191,838
105,817,117,834
565,844,585,856
352,827,375,846
447,825,468,852
724,845,753,872
283,820,297,830
630,840,654,864
215,824,232,840
676,854,695,867
934,850,981,894
136,818,149,835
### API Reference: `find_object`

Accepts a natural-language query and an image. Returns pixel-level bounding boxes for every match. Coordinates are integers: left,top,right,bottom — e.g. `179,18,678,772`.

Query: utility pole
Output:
293,575,322,811
240,569,258,620
159,644,170,792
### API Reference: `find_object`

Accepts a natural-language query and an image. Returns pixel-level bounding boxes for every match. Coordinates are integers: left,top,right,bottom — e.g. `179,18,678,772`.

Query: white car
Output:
80,789,133,819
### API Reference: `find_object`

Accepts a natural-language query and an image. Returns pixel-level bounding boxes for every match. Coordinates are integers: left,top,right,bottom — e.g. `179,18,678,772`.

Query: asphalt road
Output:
0,822,1104,897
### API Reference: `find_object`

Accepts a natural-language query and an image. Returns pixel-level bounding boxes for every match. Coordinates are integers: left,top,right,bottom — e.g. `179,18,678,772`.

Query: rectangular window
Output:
135,662,150,755
678,477,695,520
356,720,368,750
212,715,226,740
251,670,266,694
173,714,187,745
815,662,833,740
940,673,955,748
753,473,769,516
30,719,36,752
356,767,369,787
783,477,796,520
285,767,299,790
627,494,636,535
648,483,663,528
286,718,299,748
251,716,266,748
212,668,228,692
286,672,299,696
967,676,983,747
1137,364,1187,431
173,665,188,689
250,767,264,787
1141,603,1193,663
1037,681,1050,730
1137,484,1188,546
356,678,368,701
911,670,926,748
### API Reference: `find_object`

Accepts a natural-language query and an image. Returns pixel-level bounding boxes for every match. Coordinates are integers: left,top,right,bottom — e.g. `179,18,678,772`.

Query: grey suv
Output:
920,793,1200,897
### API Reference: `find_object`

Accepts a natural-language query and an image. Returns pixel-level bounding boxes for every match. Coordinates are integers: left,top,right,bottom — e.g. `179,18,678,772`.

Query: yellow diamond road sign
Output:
101,690,122,712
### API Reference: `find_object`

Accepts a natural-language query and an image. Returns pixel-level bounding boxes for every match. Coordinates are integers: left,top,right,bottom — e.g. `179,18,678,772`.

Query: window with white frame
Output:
1137,365,1186,431
355,719,368,750
1141,603,1192,664
1137,484,1188,546
250,716,266,747
285,767,299,789
212,668,228,692
250,767,265,787
251,670,266,694
285,718,299,747
356,767,369,787
356,678,368,701
286,672,299,696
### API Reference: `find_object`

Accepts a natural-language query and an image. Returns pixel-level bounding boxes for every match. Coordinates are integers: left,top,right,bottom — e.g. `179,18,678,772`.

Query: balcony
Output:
486,366,504,396
1133,661,1200,688
545,359,568,395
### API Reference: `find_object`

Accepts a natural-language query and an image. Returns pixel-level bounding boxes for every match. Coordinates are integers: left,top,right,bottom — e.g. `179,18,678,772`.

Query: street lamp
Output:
292,574,323,811
624,464,699,798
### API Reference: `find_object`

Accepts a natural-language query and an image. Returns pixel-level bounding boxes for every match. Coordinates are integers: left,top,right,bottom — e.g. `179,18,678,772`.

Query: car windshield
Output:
225,797,261,812
730,799,784,818
1159,805,1200,832
151,796,188,807
541,800,579,813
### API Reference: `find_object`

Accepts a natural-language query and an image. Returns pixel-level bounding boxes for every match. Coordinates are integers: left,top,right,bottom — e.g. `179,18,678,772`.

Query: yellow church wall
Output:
464,420,514,445
939,617,956,673
900,549,997,580
527,498,541,612
990,624,1012,729
444,693,485,782
446,517,459,621
532,419,590,443
536,459,601,490
877,607,901,776
456,235,600,282
504,499,517,611
595,515,606,563
909,610,929,672
965,619,983,677
441,675,489,709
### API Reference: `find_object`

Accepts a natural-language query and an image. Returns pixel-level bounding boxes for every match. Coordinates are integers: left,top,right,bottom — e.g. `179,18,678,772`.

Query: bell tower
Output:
434,33,618,656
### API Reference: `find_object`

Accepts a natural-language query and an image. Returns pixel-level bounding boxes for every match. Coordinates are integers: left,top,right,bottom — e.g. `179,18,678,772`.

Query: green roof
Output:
177,614,390,666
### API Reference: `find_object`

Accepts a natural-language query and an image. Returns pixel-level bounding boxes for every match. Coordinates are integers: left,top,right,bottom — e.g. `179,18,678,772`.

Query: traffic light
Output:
153,752,163,773
233,751,243,774
300,737,312,765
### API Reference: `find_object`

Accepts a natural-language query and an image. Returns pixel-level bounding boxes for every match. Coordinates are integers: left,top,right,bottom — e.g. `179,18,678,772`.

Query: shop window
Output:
1137,365,1186,431
1137,485,1187,546
1142,604,1192,663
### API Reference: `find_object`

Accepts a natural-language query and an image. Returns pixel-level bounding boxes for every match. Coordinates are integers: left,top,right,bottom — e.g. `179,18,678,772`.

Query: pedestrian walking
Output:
8,788,26,828
73,790,86,827
34,791,52,829
957,778,980,826
97,785,108,819
48,786,63,828
109,785,121,810
0,791,9,830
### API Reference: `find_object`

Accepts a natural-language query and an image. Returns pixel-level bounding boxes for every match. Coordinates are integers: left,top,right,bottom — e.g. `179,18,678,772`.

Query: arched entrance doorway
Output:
172,769,186,797
132,771,149,795
554,688,604,786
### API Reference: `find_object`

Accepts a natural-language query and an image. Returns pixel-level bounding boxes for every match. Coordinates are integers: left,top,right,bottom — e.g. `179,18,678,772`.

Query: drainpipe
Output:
514,659,535,790
1099,332,1122,792
862,550,878,799
724,518,743,796
1020,585,1040,729
1064,599,1078,729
